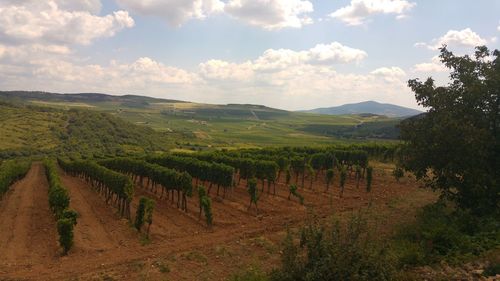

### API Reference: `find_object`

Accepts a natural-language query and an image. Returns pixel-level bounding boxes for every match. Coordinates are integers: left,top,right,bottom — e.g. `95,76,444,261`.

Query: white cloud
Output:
199,42,367,80
498,22,500,31
416,28,487,50
0,39,416,110
199,60,254,81
371,66,406,82
329,0,416,26
0,1,134,45
115,0,314,30
224,0,314,30
412,56,447,73
54,0,102,13
115,0,224,27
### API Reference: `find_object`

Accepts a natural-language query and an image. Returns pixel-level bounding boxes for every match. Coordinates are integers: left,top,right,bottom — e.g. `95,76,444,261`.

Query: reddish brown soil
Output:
0,163,59,273
0,163,437,280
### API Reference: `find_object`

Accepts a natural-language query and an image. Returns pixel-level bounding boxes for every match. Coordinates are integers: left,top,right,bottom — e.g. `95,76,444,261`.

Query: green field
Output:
0,91,400,156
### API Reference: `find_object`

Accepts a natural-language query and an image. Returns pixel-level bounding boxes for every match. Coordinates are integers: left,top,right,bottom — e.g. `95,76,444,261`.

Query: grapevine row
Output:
58,158,134,218
98,158,193,212
0,160,31,198
175,153,279,194
43,159,78,255
146,155,234,197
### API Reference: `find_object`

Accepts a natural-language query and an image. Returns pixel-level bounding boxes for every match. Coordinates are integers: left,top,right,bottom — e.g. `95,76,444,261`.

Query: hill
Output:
302,101,422,117
0,91,402,150
0,102,172,159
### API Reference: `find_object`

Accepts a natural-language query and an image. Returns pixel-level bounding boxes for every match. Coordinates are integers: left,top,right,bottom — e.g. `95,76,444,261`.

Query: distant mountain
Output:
301,101,422,117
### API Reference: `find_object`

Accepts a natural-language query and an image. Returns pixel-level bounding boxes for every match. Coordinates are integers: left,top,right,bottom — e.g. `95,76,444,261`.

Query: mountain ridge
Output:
301,101,422,117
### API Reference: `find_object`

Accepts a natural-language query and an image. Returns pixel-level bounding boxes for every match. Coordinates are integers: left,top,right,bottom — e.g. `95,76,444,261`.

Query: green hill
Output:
0,91,401,151
0,102,172,159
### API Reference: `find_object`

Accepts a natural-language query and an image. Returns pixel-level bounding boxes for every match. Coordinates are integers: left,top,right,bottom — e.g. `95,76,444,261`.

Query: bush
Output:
61,209,78,226
230,266,269,281
135,196,155,235
392,202,500,266
57,218,74,255
366,166,373,192
270,213,396,281
288,184,303,205
135,197,147,231
392,167,404,182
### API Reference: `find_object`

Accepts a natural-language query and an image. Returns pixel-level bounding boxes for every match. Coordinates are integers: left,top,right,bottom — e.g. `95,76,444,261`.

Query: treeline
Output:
43,159,78,255
0,160,31,197
58,158,134,218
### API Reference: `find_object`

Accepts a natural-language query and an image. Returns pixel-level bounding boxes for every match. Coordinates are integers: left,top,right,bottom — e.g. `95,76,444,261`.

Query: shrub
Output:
135,197,147,231
366,166,373,192
61,209,78,226
288,184,304,205
392,202,500,266
270,214,396,281
392,167,404,182
57,218,74,255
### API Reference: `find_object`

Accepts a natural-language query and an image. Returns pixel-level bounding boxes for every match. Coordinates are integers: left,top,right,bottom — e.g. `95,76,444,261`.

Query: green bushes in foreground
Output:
231,201,499,281
392,202,500,267
269,214,396,281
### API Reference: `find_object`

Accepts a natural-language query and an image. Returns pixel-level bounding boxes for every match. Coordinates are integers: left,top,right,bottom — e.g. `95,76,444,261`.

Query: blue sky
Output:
0,0,499,110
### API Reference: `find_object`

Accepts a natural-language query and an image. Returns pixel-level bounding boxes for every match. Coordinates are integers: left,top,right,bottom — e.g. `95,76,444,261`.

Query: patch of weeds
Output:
130,260,146,271
251,236,276,254
214,245,232,258
387,197,399,209
230,265,268,281
483,263,500,277
140,234,151,246
100,274,116,281
183,250,208,265
153,260,170,274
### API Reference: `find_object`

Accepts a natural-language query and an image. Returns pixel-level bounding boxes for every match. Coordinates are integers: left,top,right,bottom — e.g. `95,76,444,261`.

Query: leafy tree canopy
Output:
400,45,499,215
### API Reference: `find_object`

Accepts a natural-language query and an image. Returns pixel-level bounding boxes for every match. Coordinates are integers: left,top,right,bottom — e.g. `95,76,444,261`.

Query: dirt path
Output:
59,169,139,254
0,163,58,267
61,170,142,250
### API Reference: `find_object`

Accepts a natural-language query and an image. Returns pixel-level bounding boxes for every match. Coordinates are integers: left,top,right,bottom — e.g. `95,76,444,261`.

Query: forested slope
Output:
0,102,171,159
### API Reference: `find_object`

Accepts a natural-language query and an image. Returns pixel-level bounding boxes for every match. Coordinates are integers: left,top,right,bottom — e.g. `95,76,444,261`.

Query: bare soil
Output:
0,163,59,274
0,163,437,280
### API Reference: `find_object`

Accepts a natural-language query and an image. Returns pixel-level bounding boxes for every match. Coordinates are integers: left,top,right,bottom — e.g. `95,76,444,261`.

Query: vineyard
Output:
0,145,434,280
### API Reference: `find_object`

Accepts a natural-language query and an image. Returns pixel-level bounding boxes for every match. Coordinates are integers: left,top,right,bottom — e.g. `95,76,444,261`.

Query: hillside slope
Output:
302,101,422,117
0,91,402,148
0,102,172,159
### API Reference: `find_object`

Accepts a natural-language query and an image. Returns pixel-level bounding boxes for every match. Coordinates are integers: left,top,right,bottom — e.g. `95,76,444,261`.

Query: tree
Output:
144,198,155,237
288,184,304,205
339,165,347,198
400,46,499,215
277,157,289,182
247,178,259,212
354,164,362,189
285,168,291,185
197,186,212,227
306,164,315,189
325,169,334,191
366,166,373,192
135,197,147,231
201,196,213,227
392,167,404,183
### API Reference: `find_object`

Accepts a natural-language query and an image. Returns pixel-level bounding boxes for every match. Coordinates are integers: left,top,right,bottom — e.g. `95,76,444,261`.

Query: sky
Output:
0,0,499,110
